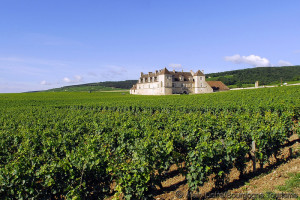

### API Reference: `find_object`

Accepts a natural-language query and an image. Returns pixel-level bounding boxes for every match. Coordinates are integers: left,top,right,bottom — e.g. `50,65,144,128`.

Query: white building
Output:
130,68,229,95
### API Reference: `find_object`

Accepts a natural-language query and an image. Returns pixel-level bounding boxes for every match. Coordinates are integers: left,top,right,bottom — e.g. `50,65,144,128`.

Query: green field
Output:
0,86,299,199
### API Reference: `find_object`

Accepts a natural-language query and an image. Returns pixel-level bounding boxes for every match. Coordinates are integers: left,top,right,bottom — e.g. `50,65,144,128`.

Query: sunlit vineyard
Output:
0,86,299,199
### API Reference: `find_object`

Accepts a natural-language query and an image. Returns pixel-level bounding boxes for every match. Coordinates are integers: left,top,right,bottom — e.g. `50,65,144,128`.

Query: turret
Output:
193,70,212,93
158,68,172,94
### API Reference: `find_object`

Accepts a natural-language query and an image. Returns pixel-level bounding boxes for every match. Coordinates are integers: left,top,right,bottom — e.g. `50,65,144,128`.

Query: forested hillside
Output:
206,65,300,86
46,80,137,92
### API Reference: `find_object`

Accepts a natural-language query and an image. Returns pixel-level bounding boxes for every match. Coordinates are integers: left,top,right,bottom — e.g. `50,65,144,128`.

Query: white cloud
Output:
40,80,51,85
74,75,83,82
225,54,271,67
63,77,72,83
169,63,182,69
63,75,83,83
278,60,292,66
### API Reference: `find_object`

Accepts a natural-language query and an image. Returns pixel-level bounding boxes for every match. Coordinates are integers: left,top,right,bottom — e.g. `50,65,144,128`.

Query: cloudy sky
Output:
1,0,299,93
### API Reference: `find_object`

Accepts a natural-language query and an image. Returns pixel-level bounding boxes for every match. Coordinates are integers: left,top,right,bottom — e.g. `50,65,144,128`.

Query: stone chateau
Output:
130,68,229,95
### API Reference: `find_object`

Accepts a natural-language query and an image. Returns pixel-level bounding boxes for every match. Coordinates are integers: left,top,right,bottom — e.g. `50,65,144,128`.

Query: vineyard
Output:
0,86,299,199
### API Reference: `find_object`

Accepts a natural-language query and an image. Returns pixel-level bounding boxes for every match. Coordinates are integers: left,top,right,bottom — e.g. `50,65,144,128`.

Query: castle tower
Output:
193,70,213,93
158,68,172,95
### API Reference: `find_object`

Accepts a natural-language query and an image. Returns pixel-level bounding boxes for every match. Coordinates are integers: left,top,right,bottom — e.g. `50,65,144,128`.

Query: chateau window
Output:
172,83,175,87
200,77,202,80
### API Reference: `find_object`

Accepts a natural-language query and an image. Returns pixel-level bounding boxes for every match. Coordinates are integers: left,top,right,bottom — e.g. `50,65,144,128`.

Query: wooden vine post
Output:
251,140,256,172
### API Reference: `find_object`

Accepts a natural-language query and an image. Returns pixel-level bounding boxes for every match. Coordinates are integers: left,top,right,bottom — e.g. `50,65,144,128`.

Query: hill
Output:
206,65,300,88
46,80,137,92
44,66,300,92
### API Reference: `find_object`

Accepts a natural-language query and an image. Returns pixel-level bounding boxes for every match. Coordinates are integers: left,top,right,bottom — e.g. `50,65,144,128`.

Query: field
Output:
0,86,299,199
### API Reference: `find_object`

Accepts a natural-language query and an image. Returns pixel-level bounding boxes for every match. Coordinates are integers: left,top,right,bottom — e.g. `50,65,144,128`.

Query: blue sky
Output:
0,0,299,93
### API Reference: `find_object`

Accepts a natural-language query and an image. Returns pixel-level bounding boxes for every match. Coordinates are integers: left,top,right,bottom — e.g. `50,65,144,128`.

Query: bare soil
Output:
106,135,300,199
154,135,300,200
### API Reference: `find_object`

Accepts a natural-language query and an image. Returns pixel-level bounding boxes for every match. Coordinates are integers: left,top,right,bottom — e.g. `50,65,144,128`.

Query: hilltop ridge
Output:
43,66,300,92
206,65,300,88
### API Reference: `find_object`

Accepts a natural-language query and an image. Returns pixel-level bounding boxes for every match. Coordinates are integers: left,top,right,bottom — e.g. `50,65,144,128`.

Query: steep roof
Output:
131,84,137,90
139,68,205,79
207,81,229,91
170,71,193,82
160,67,171,75
194,70,205,76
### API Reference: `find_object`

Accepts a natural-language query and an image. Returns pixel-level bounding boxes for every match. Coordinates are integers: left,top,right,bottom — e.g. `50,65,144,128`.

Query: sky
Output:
0,0,299,93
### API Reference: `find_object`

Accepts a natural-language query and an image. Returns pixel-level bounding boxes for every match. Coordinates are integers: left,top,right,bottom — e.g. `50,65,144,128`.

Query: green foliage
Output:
207,65,300,86
45,80,137,92
278,172,300,193
0,86,299,199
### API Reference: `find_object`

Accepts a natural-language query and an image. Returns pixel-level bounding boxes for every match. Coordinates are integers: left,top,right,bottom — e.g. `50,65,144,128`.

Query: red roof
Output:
207,81,229,91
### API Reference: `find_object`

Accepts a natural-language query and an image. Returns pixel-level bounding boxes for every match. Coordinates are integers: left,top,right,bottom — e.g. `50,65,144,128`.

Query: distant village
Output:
130,68,229,95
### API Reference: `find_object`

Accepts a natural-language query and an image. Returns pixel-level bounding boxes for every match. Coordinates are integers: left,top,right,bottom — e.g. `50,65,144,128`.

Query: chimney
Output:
173,69,175,73
190,70,194,76
155,70,158,75
141,72,143,76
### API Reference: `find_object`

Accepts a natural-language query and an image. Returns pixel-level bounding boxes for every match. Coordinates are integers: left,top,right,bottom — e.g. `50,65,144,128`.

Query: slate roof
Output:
170,71,193,82
160,67,171,75
139,68,206,83
194,70,205,76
